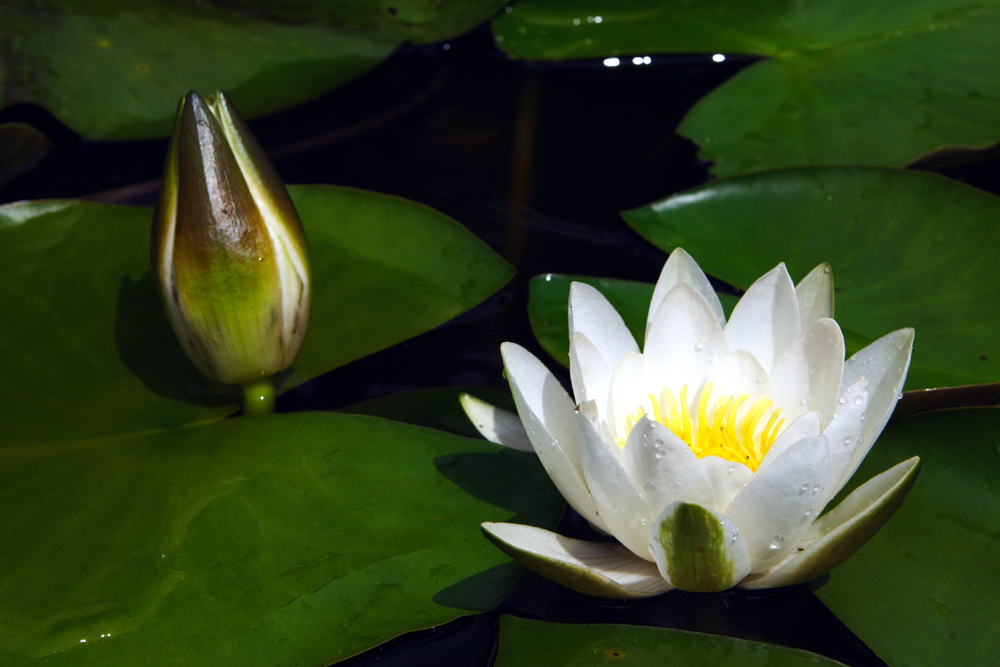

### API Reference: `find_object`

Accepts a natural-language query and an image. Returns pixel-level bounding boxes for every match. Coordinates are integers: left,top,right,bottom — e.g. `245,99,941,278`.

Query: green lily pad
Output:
338,386,517,438
622,167,1000,390
0,185,512,447
528,274,737,367
493,616,849,666
0,412,562,665
815,408,1000,667
0,123,51,183
492,0,1000,176
1,0,508,139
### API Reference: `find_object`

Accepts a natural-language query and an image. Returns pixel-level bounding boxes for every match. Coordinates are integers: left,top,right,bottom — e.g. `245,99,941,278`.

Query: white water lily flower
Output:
463,249,919,596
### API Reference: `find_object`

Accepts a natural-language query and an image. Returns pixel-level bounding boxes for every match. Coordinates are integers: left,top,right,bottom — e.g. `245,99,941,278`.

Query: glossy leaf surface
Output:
0,0,508,139
492,0,1000,176
0,413,562,665
0,184,533,665
0,185,512,446
816,408,1000,667
623,167,1000,390
493,616,849,666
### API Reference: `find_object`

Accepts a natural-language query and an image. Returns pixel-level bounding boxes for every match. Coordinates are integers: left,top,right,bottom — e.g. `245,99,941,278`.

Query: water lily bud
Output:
151,90,310,389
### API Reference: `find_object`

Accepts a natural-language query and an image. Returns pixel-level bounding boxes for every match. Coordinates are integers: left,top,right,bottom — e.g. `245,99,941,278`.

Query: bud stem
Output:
241,376,276,415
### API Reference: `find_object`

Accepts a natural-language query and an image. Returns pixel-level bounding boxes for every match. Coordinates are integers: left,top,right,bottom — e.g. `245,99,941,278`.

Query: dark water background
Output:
4,24,999,667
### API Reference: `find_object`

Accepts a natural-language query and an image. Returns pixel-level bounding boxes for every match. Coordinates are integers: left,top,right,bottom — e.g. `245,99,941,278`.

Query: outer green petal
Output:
649,501,751,593
740,456,920,589
459,393,533,452
481,522,671,599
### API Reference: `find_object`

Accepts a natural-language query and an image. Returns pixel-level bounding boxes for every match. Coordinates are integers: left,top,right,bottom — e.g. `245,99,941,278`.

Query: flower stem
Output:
241,376,276,416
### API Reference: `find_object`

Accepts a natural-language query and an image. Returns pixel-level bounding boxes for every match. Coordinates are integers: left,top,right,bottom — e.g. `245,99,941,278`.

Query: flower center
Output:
615,382,785,472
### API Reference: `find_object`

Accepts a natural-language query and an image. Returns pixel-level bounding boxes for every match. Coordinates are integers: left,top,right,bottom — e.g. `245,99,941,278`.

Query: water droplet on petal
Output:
804,508,813,518
654,448,665,459
755,374,765,384
812,484,821,494
695,338,706,351
854,395,864,406
839,397,847,405
653,438,664,446
860,412,867,422
769,535,784,550
801,397,809,406
644,481,656,493
844,435,853,445
727,465,735,474
800,483,809,493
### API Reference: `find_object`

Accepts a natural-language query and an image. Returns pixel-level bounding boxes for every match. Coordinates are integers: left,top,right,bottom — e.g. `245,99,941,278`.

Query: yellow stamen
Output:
615,381,787,472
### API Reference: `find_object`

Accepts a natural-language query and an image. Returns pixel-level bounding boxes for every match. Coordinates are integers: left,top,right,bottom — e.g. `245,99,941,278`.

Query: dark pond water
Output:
4,22,999,667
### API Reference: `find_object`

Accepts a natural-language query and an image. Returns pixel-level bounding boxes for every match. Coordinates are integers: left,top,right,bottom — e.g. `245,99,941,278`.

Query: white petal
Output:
815,378,868,512
643,282,728,396
741,457,920,589
724,263,801,372
569,331,613,407
621,417,716,515
703,349,772,408
459,393,533,452
698,457,752,512
768,318,845,427
836,328,914,495
577,407,654,559
502,343,605,531
795,263,834,330
608,351,661,442
649,501,751,592
756,411,822,475
569,282,639,367
482,522,671,598
725,436,830,572
647,248,726,335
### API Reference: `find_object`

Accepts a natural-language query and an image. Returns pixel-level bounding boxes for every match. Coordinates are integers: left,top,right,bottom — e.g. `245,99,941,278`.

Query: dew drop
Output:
898,392,904,400
860,412,867,423
769,535,784,550
653,438,664,446
695,338,706,351
812,484,821,494
801,397,809,406
844,435,853,445
800,483,809,493
854,395,864,406
857,437,864,446
804,508,813,518
644,481,656,493
839,397,847,405
654,448,666,459
727,465,735,474
808,369,816,376
755,374,765,384
831,412,839,420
